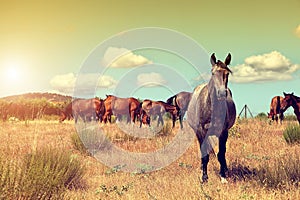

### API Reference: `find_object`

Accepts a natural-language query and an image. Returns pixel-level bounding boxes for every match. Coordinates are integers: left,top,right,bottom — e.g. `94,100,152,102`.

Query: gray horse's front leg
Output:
201,153,209,182
196,130,210,183
218,130,229,183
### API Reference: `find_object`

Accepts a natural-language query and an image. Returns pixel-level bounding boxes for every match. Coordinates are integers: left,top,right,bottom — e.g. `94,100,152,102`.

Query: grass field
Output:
0,118,299,200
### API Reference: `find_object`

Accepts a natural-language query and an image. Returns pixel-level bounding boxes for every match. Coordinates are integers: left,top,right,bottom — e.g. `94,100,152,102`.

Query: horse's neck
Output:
294,95,300,101
292,100,300,114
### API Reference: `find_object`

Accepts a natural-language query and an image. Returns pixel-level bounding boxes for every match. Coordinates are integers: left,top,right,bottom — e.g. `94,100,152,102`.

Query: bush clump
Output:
256,151,300,189
71,133,91,156
0,147,86,199
283,124,300,144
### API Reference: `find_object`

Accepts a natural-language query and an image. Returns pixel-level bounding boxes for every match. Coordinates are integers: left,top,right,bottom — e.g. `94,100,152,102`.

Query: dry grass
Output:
1,118,300,199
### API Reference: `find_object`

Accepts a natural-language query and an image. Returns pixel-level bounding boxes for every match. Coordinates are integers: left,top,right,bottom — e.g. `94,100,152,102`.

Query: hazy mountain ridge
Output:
0,92,73,103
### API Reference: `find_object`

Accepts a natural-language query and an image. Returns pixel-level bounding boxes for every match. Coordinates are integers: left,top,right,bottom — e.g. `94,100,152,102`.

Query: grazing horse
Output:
281,92,300,124
59,101,73,122
61,98,103,123
139,99,178,127
187,53,236,183
166,91,192,128
102,95,140,124
267,96,284,124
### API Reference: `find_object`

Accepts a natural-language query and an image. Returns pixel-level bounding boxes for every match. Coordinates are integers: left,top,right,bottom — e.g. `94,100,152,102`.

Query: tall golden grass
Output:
0,118,299,199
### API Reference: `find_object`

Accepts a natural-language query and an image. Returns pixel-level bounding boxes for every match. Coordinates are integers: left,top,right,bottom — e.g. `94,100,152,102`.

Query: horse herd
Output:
58,53,300,183
59,92,191,129
268,92,300,124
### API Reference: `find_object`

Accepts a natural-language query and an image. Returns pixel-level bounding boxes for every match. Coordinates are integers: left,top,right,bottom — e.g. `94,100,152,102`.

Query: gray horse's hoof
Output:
221,177,228,184
202,175,208,183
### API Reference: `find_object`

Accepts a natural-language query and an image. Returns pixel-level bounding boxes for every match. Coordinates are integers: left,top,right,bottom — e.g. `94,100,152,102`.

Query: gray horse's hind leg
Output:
218,130,228,180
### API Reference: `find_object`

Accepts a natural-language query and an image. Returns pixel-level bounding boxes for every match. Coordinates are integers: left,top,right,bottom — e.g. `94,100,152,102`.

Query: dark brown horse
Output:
281,92,300,124
59,101,73,122
267,96,284,124
187,53,236,183
102,95,140,124
60,98,103,123
166,91,192,128
139,99,178,127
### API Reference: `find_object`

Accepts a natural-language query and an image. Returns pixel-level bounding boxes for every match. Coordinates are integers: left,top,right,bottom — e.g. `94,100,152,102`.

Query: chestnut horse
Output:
166,91,192,129
139,99,178,127
187,53,236,183
267,96,284,124
281,92,300,124
102,95,140,124
60,98,103,123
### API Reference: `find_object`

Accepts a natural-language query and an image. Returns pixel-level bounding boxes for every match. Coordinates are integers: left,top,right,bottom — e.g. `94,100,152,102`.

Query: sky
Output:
0,0,300,116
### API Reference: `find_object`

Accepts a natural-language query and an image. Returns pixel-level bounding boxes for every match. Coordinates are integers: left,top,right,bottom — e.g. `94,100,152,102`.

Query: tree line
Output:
0,97,70,121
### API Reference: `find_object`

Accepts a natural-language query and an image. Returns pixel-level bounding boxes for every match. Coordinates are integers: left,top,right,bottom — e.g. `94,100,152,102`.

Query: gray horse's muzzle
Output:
217,86,227,100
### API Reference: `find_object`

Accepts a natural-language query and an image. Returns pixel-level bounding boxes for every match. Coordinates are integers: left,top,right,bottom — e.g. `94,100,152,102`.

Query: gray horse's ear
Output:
210,53,217,66
283,92,287,96
292,92,294,95
225,53,231,65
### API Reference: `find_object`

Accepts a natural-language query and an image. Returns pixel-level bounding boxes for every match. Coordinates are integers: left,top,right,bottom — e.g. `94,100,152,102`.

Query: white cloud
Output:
230,51,300,83
49,73,76,94
97,75,118,88
137,72,167,87
295,25,300,38
50,73,117,95
102,47,152,68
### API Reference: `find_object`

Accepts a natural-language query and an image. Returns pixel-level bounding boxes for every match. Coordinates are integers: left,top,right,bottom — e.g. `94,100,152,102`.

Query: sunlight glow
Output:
6,67,20,81
3,59,25,85
0,57,31,96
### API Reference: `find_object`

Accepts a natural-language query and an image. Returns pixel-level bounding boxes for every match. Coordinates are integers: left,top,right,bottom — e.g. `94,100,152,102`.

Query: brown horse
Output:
59,101,73,122
139,99,178,127
281,92,300,124
267,96,284,124
102,95,140,124
166,91,192,129
187,53,236,183
60,98,103,123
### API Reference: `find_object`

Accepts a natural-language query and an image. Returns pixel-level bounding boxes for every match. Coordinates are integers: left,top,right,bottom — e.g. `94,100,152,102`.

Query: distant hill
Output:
0,92,73,103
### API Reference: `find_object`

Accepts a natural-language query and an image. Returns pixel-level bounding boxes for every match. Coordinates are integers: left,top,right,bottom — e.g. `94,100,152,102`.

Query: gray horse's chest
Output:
187,84,236,132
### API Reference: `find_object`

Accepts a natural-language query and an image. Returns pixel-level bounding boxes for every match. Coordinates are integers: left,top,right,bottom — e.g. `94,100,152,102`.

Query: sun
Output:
3,60,24,84
6,66,20,81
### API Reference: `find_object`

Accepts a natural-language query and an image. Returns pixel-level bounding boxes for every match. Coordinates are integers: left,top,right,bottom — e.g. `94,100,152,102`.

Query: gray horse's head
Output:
209,53,232,100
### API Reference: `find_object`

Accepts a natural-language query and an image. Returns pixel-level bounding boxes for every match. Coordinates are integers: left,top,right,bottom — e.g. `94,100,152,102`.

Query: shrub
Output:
255,112,267,120
159,121,172,136
283,124,300,144
71,133,91,156
0,148,86,199
76,127,111,155
284,114,297,121
256,151,300,189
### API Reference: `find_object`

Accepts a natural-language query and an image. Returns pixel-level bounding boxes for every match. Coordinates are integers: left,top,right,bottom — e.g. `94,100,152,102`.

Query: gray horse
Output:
187,53,236,183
